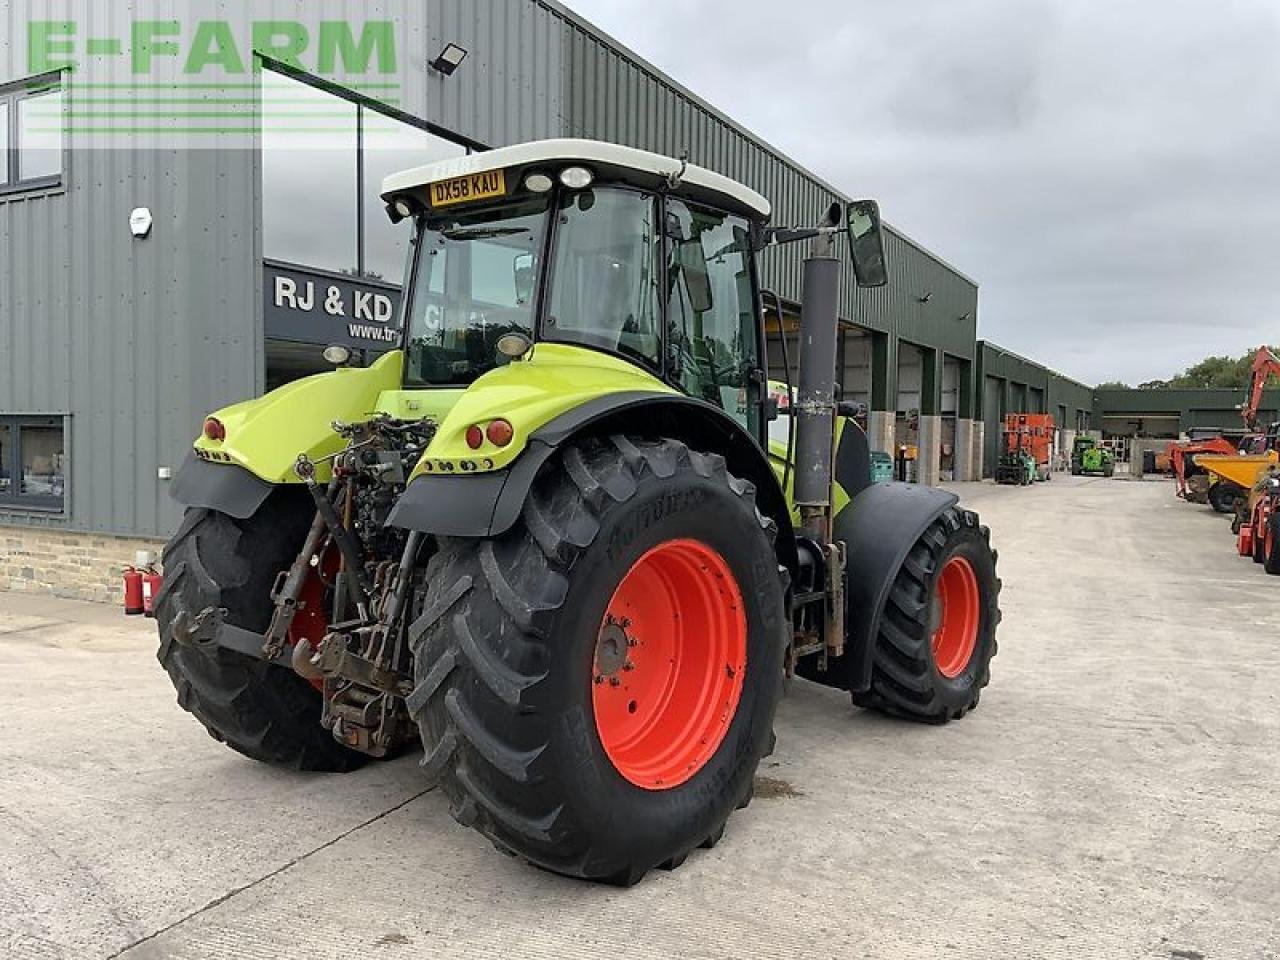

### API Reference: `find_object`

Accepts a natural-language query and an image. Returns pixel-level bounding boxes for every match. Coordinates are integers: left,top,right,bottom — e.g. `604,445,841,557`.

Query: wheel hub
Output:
594,616,633,679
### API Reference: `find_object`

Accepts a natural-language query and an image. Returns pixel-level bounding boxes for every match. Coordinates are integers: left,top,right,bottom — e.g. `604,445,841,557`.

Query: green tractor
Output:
994,432,1037,485
157,139,1001,884
1070,435,1115,477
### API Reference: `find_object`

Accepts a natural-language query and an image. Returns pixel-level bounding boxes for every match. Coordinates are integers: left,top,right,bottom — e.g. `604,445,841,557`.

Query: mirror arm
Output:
761,225,841,249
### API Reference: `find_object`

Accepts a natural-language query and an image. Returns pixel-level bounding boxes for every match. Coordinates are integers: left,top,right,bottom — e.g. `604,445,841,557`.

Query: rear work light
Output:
203,417,225,441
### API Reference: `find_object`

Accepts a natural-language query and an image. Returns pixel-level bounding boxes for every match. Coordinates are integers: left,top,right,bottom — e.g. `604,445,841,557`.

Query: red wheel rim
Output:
932,556,980,679
591,538,747,790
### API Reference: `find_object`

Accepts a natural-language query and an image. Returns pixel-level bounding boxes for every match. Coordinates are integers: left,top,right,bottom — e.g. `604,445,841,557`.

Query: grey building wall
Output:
0,135,259,538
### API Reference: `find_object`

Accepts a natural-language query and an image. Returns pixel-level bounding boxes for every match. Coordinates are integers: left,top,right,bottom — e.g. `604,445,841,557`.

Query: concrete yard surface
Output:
2,476,1278,959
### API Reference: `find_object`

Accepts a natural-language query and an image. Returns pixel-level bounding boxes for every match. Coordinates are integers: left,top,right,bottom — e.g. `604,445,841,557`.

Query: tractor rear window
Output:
403,195,550,386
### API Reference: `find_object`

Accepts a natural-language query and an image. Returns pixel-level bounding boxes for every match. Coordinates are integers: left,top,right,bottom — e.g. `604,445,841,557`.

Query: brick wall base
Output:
1,526,165,605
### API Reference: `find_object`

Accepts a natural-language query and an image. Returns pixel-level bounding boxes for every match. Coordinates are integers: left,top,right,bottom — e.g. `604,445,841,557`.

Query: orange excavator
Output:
1169,347,1280,505
1240,345,1280,433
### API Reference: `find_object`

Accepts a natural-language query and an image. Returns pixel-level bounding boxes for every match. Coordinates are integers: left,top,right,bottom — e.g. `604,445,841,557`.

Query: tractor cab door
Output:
663,198,764,444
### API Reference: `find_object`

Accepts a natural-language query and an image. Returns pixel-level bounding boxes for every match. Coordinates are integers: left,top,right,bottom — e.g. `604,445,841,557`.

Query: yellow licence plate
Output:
428,170,506,207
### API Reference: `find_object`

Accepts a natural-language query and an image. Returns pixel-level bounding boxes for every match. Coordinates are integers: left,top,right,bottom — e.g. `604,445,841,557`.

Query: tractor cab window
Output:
404,195,549,386
543,187,662,367
665,199,759,434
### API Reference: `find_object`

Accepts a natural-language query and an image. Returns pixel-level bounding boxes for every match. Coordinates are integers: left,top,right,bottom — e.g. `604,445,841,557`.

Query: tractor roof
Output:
381,137,771,220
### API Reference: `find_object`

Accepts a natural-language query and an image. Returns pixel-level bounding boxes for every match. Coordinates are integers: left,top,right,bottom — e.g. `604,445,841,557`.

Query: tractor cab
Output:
381,140,774,433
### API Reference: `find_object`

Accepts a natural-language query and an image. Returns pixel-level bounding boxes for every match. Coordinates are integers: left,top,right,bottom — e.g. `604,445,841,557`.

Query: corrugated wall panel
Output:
0,2,260,536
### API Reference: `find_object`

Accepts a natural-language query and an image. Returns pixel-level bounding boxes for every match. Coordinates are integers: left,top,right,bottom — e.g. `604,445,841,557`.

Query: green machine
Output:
1070,435,1115,477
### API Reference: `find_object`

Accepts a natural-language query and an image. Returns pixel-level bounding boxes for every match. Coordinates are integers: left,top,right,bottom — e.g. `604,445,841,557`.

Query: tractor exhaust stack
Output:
792,213,842,543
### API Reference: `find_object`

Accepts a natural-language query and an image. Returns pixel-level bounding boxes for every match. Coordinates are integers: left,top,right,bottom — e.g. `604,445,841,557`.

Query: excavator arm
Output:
1242,346,1280,432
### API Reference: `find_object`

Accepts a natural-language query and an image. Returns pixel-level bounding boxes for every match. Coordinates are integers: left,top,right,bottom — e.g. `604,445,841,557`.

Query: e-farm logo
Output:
26,17,401,135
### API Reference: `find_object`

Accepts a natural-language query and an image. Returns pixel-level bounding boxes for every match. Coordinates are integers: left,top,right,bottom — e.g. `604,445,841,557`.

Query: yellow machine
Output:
1192,451,1279,515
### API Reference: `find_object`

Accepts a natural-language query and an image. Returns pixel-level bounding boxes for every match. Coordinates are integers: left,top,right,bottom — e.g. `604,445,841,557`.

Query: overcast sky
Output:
564,0,1280,385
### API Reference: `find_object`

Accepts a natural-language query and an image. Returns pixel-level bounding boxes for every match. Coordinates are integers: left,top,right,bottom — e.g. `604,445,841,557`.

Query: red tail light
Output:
486,419,514,447
464,425,484,449
203,417,226,441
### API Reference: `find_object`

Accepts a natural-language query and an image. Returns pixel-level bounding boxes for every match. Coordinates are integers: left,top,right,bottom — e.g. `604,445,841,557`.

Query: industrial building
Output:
1,0,1091,600
1095,387,1280,438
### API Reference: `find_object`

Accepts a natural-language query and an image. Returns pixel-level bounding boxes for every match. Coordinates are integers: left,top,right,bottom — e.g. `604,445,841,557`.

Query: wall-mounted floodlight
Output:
918,292,933,303
430,43,469,76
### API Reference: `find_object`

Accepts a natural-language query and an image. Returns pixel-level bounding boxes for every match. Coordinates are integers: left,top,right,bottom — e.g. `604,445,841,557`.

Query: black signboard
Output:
263,260,404,349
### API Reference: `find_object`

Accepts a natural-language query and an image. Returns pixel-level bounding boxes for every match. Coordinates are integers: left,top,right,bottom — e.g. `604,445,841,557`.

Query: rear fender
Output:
169,452,275,519
389,393,799,576
833,481,959,693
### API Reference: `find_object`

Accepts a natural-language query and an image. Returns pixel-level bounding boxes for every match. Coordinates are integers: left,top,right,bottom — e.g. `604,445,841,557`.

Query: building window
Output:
0,73,64,195
260,66,466,281
0,416,66,511
259,64,467,386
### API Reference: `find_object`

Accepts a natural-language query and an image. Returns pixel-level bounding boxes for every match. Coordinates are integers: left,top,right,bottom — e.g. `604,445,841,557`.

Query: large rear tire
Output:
155,491,365,772
851,507,1000,723
405,435,786,884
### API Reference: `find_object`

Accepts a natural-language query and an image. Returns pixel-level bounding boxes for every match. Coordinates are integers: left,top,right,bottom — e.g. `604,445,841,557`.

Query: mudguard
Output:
388,392,798,572
169,452,275,520
834,480,959,693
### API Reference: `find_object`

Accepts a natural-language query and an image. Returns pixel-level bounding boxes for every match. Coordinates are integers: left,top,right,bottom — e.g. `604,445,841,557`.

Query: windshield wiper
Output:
438,226,531,241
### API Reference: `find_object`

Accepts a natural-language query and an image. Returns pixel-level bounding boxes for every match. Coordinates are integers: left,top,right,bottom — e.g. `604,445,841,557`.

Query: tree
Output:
1108,348,1280,391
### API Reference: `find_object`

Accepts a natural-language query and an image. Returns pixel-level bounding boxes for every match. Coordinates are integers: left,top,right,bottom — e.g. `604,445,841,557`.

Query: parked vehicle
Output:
1070,435,1115,477
155,139,1002,884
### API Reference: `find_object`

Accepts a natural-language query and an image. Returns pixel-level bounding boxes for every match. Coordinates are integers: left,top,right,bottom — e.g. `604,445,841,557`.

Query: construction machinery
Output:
1195,448,1279,516
1188,346,1280,514
1070,435,1115,477
995,428,1037,485
1005,413,1054,482
156,139,1001,884
1169,434,1241,503
1235,463,1280,571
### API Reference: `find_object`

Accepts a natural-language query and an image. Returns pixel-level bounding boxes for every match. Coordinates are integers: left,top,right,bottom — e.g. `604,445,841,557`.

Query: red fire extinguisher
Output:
123,567,144,616
142,566,163,618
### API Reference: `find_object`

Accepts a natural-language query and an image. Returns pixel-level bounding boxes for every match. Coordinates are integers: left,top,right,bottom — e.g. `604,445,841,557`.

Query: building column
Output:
868,332,896,454
917,347,942,486
971,420,986,479
952,359,975,481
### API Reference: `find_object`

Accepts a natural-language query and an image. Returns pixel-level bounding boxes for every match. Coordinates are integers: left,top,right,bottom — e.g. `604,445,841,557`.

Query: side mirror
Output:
846,200,888,288
512,253,535,305
678,239,714,313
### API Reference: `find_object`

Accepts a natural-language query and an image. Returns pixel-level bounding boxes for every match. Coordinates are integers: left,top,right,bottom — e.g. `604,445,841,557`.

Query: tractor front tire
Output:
406,435,786,884
852,507,1000,723
155,493,365,772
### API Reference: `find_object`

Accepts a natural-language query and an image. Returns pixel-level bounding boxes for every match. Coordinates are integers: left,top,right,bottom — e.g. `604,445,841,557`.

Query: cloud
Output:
564,0,1280,384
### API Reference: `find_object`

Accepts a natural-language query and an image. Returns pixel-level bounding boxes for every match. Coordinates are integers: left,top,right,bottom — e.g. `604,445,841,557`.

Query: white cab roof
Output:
381,138,771,218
